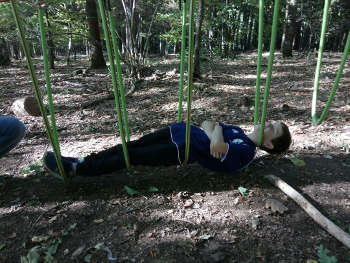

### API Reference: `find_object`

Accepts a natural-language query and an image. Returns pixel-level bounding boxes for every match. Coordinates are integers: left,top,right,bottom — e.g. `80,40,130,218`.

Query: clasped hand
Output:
210,133,228,159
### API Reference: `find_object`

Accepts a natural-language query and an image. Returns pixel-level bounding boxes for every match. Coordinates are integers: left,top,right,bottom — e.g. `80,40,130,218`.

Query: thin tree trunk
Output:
282,0,297,57
86,0,106,69
193,0,205,79
45,10,55,69
0,38,10,66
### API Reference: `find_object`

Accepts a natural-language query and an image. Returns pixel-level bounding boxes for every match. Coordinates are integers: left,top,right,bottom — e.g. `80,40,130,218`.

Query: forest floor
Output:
1,51,350,263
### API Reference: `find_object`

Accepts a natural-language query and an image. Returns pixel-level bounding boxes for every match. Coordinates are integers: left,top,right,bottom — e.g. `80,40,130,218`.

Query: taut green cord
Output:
177,0,188,123
10,0,67,182
38,7,60,154
107,7,130,141
184,0,195,164
97,0,130,168
311,0,350,125
254,0,264,126
257,0,280,147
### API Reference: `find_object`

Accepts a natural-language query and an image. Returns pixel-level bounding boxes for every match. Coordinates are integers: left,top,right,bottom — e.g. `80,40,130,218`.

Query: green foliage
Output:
20,239,62,263
157,11,182,44
0,0,348,63
124,185,140,196
317,245,338,263
238,186,248,197
20,246,40,263
23,164,41,176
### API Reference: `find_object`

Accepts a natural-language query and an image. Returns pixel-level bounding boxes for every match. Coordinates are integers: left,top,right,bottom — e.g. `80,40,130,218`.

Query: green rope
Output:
257,0,280,147
254,0,264,126
38,8,60,154
184,0,195,164
177,0,188,123
107,9,130,141
10,0,67,182
97,0,130,168
311,0,350,125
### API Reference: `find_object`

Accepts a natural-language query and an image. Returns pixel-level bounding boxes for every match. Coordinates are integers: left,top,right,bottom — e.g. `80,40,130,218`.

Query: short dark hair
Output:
260,122,292,154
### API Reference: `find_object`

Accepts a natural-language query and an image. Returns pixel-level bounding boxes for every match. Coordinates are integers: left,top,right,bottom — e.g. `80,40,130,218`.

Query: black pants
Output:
76,128,179,176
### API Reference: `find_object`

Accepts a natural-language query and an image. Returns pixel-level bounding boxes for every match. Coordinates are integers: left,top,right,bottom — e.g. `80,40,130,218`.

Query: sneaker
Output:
43,151,78,180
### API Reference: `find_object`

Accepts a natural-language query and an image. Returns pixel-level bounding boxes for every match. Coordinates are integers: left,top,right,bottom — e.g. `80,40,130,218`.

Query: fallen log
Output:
265,174,350,249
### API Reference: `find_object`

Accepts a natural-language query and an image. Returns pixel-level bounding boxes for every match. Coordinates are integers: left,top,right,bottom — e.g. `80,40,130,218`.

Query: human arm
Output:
200,120,228,159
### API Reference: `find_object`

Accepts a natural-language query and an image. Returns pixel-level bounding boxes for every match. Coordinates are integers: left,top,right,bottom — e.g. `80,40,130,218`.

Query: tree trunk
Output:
45,10,55,69
282,0,297,57
86,0,106,69
208,4,215,56
0,38,10,66
246,10,254,51
193,0,205,79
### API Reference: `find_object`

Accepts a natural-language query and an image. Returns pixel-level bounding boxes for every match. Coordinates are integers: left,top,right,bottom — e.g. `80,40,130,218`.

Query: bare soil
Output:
1,52,350,263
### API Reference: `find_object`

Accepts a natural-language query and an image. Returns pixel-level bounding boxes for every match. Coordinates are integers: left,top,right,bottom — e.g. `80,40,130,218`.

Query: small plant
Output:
238,186,248,197
20,238,62,263
317,245,338,263
23,164,41,176
88,126,97,132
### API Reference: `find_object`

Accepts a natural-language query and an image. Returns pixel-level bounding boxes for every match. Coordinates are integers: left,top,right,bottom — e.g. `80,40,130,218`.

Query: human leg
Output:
0,116,26,158
76,142,179,176
43,127,178,178
90,127,172,160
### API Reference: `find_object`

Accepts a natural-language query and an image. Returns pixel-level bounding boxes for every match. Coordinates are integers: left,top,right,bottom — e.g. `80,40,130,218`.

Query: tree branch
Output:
265,174,350,249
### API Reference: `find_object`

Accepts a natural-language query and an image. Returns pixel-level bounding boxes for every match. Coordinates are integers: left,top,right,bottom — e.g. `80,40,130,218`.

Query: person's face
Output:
254,122,284,149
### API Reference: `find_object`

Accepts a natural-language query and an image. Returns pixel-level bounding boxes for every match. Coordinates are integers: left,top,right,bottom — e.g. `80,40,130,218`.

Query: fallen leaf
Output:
94,242,105,249
233,196,246,205
71,245,86,259
306,260,318,263
238,186,248,196
288,157,306,167
124,185,140,196
198,234,212,240
193,203,200,209
148,187,159,192
251,215,260,230
265,199,288,214
323,155,333,159
93,218,104,224
49,215,58,223
32,235,50,243
0,243,5,250
69,223,77,230
8,232,16,239
184,199,194,208
84,254,92,263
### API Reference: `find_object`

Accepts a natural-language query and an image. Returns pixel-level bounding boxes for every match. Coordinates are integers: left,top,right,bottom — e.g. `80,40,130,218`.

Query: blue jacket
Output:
170,122,256,173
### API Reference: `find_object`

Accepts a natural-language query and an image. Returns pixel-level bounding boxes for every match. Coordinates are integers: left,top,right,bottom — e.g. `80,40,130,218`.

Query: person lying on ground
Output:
43,120,292,179
0,116,26,159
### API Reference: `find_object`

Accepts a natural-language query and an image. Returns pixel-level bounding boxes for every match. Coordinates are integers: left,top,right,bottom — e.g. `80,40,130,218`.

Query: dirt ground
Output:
1,52,350,263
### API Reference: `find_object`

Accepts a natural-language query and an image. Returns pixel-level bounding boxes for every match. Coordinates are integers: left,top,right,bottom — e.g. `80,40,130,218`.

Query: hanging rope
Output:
311,0,350,125
10,0,67,181
97,0,130,168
